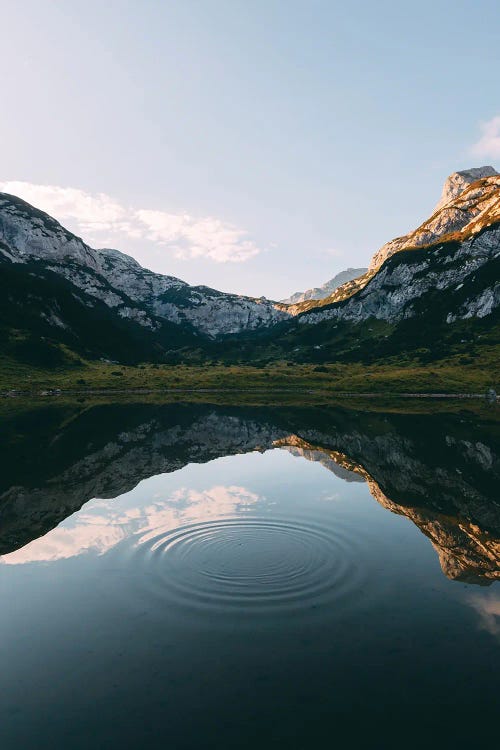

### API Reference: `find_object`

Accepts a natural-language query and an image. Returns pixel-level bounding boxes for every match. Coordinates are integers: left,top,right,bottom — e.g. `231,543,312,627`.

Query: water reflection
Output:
466,590,500,639
1,401,499,748
1,485,260,565
1,402,499,583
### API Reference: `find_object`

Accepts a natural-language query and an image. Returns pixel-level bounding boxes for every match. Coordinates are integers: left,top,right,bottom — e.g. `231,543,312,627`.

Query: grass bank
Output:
0,349,498,398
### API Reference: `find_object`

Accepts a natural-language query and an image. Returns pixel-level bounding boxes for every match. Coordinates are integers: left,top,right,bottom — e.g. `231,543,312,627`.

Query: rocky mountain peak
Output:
367,166,500,272
290,165,500,316
434,165,498,212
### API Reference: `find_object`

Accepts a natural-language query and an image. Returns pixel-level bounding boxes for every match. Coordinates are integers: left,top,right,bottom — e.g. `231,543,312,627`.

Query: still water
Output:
0,402,499,748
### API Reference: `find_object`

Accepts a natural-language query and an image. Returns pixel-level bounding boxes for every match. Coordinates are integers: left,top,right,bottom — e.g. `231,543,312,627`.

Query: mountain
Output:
291,166,500,315
0,192,288,341
299,220,500,328
281,268,367,304
0,165,499,368
369,165,500,270
258,166,499,364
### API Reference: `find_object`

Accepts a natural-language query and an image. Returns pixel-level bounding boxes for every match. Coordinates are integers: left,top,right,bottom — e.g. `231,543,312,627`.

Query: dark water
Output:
0,402,499,748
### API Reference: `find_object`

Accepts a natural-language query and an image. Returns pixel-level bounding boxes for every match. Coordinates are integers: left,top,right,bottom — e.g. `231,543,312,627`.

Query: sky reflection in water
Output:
0,404,498,748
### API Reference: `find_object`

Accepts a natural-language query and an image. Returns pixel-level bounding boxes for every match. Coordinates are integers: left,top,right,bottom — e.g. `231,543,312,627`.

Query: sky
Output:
1,0,499,299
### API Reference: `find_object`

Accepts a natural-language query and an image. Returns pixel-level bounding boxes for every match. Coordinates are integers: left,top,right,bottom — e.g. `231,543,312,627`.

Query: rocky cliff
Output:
434,166,498,212
369,166,500,271
292,166,500,322
290,167,500,337
0,193,289,338
298,222,500,328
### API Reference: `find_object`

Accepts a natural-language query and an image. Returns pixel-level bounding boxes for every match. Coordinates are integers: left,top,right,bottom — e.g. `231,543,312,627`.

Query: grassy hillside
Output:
1,344,498,396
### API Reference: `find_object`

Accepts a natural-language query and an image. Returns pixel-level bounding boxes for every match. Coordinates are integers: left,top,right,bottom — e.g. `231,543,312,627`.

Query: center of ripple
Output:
135,516,363,617
196,526,312,586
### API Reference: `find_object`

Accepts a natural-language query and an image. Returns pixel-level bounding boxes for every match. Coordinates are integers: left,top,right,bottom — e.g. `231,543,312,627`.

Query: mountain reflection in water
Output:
1,402,499,584
1,400,499,749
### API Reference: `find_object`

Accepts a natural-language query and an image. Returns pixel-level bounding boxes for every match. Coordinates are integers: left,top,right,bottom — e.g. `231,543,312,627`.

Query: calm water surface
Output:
0,403,499,748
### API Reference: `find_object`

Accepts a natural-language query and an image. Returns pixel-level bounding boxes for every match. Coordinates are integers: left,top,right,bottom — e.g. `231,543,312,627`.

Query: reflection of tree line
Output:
0,403,499,583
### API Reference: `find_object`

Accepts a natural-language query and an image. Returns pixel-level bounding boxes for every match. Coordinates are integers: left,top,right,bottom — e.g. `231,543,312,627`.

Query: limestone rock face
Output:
299,223,500,327
369,169,500,271
0,193,289,338
289,166,500,319
434,166,498,212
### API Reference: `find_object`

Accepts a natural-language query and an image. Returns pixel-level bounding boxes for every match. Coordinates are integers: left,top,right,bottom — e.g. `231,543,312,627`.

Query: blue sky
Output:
1,0,499,298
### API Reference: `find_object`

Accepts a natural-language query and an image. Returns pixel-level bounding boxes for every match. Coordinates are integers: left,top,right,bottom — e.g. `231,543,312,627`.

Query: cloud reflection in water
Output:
0,484,260,566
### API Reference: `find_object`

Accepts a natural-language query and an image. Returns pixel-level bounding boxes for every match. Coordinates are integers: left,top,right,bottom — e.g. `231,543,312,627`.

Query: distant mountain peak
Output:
282,267,367,305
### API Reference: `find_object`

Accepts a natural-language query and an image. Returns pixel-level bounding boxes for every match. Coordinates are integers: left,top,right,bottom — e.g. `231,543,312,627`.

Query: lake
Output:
0,401,499,748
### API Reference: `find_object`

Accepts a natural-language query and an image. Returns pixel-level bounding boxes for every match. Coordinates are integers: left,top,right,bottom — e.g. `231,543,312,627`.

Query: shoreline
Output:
1,387,497,400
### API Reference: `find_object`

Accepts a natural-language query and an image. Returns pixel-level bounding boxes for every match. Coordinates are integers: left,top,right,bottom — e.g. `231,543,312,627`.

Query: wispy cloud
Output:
0,181,262,263
470,115,500,159
136,209,260,262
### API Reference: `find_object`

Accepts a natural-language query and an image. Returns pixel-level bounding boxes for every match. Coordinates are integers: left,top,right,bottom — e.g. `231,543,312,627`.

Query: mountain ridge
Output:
281,267,367,304
288,166,500,317
0,166,499,368
0,192,289,339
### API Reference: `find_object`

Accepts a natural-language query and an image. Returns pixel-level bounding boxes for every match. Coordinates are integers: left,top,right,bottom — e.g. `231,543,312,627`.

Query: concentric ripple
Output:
131,515,367,618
